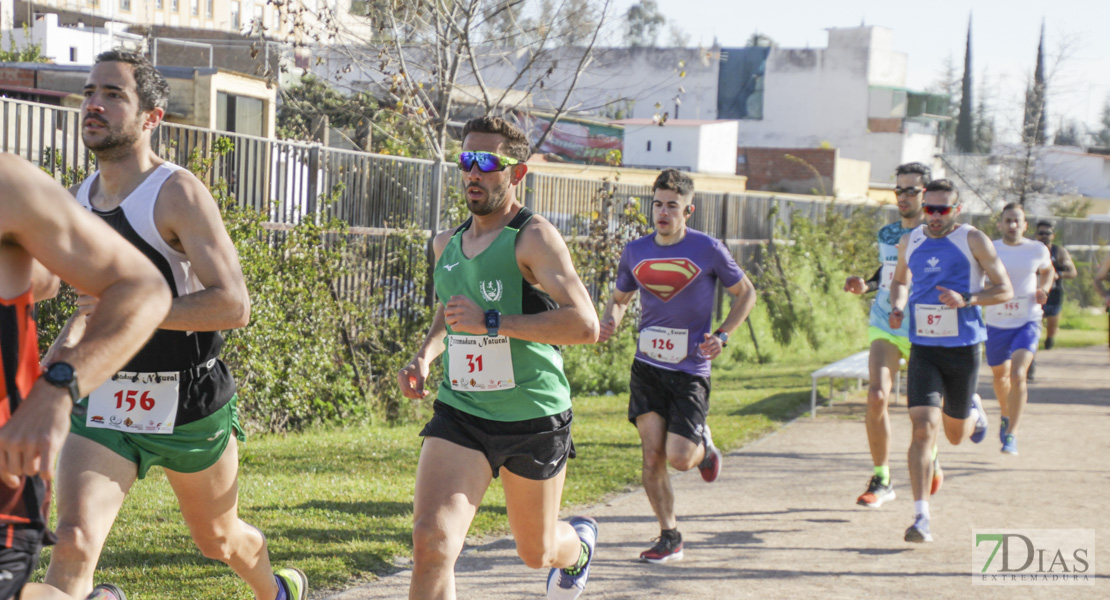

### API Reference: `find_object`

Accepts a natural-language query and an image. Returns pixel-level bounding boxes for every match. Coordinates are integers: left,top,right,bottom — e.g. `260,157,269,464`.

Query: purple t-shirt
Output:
616,228,744,376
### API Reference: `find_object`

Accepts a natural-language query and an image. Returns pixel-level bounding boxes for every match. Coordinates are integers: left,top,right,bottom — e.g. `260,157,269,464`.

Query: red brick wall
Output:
737,147,836,194
0,68,35,88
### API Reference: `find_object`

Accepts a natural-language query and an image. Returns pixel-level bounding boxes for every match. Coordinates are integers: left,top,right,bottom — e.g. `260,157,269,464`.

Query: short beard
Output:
467,182,509,216
83,122,142,161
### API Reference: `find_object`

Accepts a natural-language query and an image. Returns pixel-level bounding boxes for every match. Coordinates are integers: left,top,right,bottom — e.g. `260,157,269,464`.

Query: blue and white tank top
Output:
868,221,913,337
905,224,986,347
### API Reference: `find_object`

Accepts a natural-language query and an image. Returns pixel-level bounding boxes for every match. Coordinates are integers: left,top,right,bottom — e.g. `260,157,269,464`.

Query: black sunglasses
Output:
922,203,959,216
894,186,923,197
457,151,521,173
1036,230,1053,236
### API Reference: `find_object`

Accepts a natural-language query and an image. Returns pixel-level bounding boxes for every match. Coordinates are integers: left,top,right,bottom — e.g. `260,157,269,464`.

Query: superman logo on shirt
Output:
632,258,702,301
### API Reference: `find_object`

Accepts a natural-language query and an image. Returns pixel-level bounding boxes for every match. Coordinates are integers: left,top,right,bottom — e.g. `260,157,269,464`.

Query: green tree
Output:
624,0,665,48
1053,119,1082,147
1022,22,1048,146
1095,97,1110,148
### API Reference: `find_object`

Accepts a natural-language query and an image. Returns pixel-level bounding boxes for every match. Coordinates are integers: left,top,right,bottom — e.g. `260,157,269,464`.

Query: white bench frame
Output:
810,350,903,417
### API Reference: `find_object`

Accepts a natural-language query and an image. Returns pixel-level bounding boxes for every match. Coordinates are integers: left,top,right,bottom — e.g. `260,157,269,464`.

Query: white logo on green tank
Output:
480,280,503,302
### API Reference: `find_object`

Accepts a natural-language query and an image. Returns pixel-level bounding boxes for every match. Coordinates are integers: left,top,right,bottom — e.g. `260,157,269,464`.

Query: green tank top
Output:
434,207,572,421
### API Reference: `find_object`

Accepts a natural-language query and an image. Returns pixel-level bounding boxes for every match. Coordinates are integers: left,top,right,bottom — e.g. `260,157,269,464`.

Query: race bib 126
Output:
638,326,689,364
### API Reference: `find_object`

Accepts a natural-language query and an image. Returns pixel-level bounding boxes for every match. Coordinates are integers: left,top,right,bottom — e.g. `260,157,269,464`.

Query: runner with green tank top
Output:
843,162,940,510
398,116,600,600
434,207,571,421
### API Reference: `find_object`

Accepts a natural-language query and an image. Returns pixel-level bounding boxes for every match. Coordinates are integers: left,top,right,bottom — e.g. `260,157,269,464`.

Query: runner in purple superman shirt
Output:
598,168,756,564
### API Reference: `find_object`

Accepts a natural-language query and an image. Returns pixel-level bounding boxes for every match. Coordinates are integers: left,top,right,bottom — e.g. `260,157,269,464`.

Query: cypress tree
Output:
955,16,975,153
1022,21,1048,146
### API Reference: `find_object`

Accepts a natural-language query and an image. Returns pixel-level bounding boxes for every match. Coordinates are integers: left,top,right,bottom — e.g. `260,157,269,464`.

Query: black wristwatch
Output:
42,361,81,405
961,291,973,305
713,329,729,347
484,309,501,337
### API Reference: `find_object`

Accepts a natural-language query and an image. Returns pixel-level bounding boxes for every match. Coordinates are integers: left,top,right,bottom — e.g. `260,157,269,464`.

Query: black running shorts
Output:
906,344,981,419
419,400,574,481
0,544,40,600
627,359,711,444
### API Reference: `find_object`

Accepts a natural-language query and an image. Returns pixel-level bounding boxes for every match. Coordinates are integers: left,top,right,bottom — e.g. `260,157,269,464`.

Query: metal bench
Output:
810,350,903,417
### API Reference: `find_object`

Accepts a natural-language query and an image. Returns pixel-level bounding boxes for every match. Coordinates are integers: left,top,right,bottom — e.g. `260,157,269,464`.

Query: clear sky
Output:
609,0,1110,139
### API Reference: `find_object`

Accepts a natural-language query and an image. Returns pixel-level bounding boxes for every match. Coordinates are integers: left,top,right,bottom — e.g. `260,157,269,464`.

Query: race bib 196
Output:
915,304,958,337
638,326,689,364
87,371,180,434
447,335,516,392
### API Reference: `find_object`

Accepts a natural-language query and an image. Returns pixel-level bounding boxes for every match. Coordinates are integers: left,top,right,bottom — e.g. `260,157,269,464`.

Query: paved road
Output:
326,346,1110,599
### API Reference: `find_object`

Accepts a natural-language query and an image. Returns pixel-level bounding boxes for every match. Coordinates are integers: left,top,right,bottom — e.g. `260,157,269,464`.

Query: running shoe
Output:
930,456,943,496
904,514,933,543
546,516,598,600
1001,434,1018,455
698,424,722,483
1000,416,1009,444
969,393,989,444
275,567,308,600
639,530,684,564
87,584,127,600
856,475,896,508
1044,337,1055,350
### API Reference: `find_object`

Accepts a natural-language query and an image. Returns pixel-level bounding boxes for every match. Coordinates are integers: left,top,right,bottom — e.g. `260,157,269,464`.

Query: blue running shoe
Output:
904,514,933,543
1000,416,1009,444
969,393,988,444
1001,434,1018,455
547,516,598,600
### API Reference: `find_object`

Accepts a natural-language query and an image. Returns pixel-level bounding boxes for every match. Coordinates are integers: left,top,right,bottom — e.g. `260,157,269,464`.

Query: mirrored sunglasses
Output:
457,151,521,173
922,203,959,216
894,186,923,197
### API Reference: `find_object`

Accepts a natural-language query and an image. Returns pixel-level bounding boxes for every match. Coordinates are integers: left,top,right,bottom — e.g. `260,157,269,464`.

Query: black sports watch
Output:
961,291,973,305
484,309,501,337
42,361,81,405
713,329,729,347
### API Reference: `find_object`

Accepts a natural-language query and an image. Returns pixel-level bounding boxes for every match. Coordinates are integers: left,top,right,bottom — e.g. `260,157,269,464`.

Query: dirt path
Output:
326,346,1110,599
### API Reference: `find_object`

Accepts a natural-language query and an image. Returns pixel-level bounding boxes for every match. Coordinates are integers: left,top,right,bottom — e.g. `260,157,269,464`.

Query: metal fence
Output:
3,96,1108,313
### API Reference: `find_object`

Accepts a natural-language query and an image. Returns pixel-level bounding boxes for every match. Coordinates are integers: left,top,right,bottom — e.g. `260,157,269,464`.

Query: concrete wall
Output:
1038,147,1110,199
313,45,722,123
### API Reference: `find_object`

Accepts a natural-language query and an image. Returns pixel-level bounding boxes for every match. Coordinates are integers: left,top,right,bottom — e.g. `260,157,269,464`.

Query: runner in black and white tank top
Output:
75,163,235,425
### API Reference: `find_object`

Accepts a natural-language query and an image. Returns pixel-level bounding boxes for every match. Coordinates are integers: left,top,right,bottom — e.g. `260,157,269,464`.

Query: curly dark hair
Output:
653,168,694,198
461,116,532,162
95,50,169,112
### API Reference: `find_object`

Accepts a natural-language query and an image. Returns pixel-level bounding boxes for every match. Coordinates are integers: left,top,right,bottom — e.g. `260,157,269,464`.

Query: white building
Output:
2,13,142,64
734,26,947,186
614,118,739,175
1037,147,1110,200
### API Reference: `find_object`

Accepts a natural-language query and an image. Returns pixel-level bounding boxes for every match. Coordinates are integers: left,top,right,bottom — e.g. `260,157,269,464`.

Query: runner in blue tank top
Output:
843,162,927,509
888,179,1013,543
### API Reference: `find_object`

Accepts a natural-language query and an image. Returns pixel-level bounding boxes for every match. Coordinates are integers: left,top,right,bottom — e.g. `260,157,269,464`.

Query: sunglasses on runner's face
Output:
457,151,521,173
894,186,923,197
1036,230,1053,237
922,203,959,216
